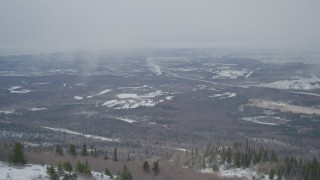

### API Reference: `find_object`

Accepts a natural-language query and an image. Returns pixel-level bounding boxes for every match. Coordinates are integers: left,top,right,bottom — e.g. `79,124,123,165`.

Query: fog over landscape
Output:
1,0,320,54
1,1,320,180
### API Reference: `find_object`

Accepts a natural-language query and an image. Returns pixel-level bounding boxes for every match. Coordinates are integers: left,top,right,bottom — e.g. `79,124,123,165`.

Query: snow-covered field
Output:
201,165,271,180
8,86,31,94
0,161,112,180
259,77,320,90
210,92,236,99
241,116,288,126
30,107,47,111
212,69,248,79
248,99,320,115
74,96,83,100
103,90,171,109
108,116,137,123
0,110,14,114
40,126,120,142
87,88,112,98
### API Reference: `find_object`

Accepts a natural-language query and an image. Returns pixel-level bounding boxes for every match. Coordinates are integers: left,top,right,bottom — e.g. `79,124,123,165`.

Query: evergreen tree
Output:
152,160,160,176
57,162,64,176
269,168,275,179
69,144,77,156
47,165,59,180
104,149,108,160
226,147,231,164
81,143,88,156
143,161,150,173
8,142,27,164
75,161,84,173
55,144,63,155
120,165,133,180
234,151,241,168
83,161,92,175
112,147,118,161
105,167,112,176
63,160,73,172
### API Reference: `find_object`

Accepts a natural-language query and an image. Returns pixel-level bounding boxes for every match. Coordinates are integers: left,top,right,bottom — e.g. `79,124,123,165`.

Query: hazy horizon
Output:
1,0,320,54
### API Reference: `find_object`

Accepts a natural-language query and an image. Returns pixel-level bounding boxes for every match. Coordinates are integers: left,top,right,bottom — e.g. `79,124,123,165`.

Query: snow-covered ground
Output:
289,91,320,97
201,165,271,180
0,161,112,180
212,69,248,79
40,126,120,142
248,99,320,115
87,88,112,98
103,91,170,109
0,110,14,114
241,116,288,126
210,92,236,99
30,107,47,111
259,77,320,90
8,86,31,94
74,96,83,100
108,116,137,123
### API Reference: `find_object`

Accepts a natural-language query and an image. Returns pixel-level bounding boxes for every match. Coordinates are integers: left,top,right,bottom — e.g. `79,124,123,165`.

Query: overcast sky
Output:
0,0,319,53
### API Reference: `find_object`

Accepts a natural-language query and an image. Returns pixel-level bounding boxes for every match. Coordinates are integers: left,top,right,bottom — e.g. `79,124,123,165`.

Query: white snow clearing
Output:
40,126,120,142
201,165,271,180
117,85,149,89
147,57,162,75
212,69,247,79
103,91,168,109
30,107,47,111
290,91,320,97
245,71,254,78
8,86,31,94
0,110,14,114
74,96,83,100
259,77,320,90
96,89,111,96
0,161,112,180
87,89,112,98
210,92,236,99
248,99,320,115
241,116,288,126
108,116,137,123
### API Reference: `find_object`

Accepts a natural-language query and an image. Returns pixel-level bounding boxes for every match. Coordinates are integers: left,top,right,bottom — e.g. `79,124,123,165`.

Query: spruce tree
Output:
63,160,73,172
69,144,76,156
8,142,27,165
105,167,112,176
152,160,160,176
143,161,150,173
55,144,63,155
120,165,133,180
83,161,92,175
112,147,118,161
81,143,88,156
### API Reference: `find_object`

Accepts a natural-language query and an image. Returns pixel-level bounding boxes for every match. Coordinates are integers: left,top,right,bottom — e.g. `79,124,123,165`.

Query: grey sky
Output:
0,0,319,53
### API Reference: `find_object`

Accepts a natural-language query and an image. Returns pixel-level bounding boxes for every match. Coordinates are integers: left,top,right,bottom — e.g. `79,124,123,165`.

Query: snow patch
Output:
212,70,247,79
0,110,15,114
260,77,320,90
210,92,236,99
40,126,120,142
241,116,288,126
30,107,47,111
108,116,137,123
8,86,31,94
103,91,168,109
74,96,83,100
